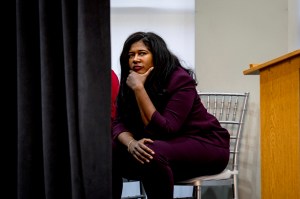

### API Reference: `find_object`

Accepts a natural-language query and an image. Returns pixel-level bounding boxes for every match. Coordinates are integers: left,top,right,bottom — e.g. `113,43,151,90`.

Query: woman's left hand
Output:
128,138,155,164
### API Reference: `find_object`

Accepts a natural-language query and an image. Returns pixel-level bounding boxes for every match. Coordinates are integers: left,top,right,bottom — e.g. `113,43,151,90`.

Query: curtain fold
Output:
15,0,111,198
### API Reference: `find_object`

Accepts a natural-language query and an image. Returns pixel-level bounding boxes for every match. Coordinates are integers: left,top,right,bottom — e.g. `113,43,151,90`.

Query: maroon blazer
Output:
112,67,229,148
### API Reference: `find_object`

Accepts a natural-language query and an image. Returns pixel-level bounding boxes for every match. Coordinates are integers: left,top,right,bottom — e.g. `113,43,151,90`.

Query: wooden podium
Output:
243,49,300,199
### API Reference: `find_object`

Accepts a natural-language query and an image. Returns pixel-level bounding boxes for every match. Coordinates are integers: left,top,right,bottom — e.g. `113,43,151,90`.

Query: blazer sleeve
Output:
146,68,197,136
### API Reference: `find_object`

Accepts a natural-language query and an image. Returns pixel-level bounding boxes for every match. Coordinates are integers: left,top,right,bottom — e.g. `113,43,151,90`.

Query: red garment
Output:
111,70,119,120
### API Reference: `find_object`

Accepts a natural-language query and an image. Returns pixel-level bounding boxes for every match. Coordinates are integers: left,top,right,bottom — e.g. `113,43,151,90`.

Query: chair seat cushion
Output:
177,169,238,185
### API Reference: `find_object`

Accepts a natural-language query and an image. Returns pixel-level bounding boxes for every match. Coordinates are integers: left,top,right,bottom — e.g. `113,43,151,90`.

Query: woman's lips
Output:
133,66,142,72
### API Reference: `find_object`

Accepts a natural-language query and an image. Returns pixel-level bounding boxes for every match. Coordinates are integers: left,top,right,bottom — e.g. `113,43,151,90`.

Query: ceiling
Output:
111,0,194,11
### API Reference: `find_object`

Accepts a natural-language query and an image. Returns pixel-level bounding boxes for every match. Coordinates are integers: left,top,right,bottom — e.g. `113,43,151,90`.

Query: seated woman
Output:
111,31,230,199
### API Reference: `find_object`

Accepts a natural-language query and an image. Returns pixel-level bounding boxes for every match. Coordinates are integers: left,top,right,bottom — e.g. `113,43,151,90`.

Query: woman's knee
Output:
145,142,169,167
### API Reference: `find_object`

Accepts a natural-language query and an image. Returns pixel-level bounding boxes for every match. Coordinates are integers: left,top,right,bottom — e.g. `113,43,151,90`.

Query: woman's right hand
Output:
128,138,155,164
126,67,154,91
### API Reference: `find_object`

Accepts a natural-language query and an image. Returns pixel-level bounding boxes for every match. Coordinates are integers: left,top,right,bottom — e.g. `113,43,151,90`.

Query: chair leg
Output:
139,181,146,198
233,176,238,199
194,185,201,199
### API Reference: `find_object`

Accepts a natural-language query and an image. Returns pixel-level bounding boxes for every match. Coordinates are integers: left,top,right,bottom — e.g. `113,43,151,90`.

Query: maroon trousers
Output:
112,136,229,199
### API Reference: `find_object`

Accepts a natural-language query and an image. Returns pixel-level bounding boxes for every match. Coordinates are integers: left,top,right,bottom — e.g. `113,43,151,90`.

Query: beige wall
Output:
288,0,300,51
195,0,299,198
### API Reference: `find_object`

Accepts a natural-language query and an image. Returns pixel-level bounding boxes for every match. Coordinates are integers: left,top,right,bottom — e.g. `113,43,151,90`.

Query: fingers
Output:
129,139,155,164
143,67,154,77
132,149,151,164
142,139,155,155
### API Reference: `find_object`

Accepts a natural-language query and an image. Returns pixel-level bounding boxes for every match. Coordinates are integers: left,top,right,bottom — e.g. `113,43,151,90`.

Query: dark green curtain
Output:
8,0,111,198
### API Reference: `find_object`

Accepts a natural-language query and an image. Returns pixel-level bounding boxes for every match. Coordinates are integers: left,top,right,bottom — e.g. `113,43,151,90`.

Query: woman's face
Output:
128,40,154,74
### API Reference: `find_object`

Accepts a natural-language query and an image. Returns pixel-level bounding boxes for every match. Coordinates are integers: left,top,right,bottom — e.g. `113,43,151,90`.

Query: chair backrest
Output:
198,92,249,172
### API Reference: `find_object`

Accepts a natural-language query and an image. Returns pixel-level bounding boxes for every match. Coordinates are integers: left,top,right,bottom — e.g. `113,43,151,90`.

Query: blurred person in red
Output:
111,69,119,121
